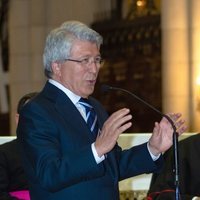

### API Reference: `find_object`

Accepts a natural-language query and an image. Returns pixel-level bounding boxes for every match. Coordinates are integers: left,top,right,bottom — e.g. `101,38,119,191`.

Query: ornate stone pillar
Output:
161,0,190,130
189,0,200,131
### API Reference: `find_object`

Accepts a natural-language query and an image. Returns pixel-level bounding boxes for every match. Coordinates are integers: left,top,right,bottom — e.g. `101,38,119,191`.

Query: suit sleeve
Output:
115,142,164,181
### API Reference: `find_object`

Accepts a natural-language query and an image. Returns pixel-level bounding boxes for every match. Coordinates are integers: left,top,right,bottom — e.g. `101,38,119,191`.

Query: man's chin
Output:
86,85,95,95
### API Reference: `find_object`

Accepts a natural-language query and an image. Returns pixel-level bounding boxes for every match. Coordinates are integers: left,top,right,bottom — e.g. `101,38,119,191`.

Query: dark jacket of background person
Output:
147,133,200,200
0,92,37,200
0,139,28,200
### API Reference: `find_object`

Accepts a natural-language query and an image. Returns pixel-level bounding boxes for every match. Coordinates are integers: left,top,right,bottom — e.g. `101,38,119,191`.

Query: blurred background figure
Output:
0,92,38,200
147,133,200,200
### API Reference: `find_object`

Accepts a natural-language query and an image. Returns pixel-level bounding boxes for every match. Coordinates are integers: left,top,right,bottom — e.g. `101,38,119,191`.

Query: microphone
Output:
101,84,180,200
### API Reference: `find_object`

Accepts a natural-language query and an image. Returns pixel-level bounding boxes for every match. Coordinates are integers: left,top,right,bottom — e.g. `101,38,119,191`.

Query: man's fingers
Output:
117,121,132,133
105,108,132,130
168,113,182,123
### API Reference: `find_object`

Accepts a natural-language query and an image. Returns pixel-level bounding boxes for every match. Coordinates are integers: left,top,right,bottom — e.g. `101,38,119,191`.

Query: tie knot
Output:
79,97,89,103
78,98,93,110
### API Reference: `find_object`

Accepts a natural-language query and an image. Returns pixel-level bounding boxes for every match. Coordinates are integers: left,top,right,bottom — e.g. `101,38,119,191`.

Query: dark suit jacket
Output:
147,133,200,200
17,81,163,200
0,139,29,200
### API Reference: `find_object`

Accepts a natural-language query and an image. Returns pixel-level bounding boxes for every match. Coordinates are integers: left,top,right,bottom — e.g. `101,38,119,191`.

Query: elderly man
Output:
17,21,186,200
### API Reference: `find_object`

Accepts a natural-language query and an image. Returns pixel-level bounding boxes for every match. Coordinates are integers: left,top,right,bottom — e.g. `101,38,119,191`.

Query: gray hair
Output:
43,21,103,78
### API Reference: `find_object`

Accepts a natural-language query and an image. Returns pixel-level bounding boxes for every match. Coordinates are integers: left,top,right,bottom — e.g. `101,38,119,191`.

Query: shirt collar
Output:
48,79,80,105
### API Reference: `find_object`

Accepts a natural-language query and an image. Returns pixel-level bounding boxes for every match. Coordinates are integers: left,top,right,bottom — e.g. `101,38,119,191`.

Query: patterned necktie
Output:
78,98,99,139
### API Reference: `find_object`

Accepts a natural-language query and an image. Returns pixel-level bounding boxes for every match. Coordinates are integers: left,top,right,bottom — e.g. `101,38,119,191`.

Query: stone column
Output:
9,0,47,135
189,0,200,131
161,0,190,129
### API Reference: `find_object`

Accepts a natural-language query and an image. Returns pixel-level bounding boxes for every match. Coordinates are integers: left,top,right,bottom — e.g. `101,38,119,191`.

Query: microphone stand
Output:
102,85,181,200
163,115,180,200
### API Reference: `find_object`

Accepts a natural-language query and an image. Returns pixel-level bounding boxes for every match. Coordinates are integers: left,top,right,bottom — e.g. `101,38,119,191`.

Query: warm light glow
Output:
136,0,146,7
196,76,200,86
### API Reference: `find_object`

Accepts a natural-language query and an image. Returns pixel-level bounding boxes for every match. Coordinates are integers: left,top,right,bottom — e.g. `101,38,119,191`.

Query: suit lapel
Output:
43,82,120,181
42,82,94,142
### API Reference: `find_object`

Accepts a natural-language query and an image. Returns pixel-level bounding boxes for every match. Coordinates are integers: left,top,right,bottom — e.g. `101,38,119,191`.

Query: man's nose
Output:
89,61,98,73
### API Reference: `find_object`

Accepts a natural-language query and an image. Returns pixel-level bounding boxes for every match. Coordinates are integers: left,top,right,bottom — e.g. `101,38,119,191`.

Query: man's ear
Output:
52,62,61,76
15,113,19,126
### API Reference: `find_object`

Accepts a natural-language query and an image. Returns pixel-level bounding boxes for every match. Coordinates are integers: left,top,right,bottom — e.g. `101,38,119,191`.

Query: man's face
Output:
53,40,101,98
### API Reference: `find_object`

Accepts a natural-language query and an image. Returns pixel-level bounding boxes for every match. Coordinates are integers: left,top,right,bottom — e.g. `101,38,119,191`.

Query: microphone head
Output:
101,84,111,93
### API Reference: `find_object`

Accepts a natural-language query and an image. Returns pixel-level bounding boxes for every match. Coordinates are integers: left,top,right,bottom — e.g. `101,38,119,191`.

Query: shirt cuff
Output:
147,142,161,161
91,143,105,164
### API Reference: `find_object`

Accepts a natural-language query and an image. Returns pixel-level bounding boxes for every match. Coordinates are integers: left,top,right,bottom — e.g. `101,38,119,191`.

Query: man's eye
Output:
95,57,101,63
81,58,89,64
